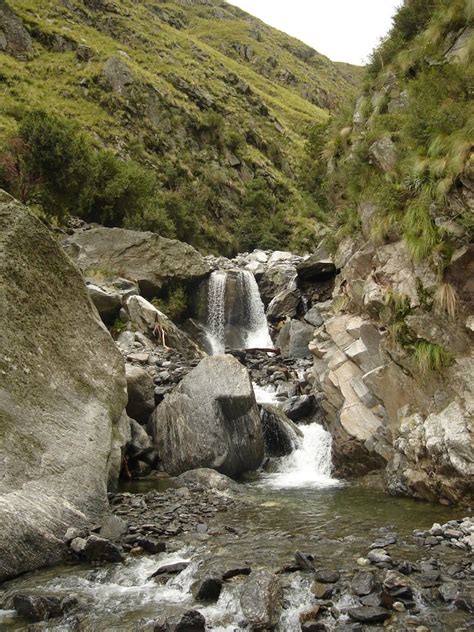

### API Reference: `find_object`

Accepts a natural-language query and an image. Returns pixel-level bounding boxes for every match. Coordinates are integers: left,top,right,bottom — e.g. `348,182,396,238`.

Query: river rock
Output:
151,355,264,477
348,606,391,623
260,404,302,457
281,395,315,421
174,610,206,632
176,468,238,491
193,575,223,602
12,593,64,622
125,365,156,424
0,194,127,582
240,570,283,630
266,288,300,322
71,534,125,563
63,226,210,296
351,571,376,596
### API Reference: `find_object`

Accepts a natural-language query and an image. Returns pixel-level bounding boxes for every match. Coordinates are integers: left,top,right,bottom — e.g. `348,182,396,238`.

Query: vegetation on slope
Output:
313,0,473,264
0,0,361,255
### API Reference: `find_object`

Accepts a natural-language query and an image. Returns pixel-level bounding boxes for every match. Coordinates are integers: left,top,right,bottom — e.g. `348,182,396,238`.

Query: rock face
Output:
0,194,127,582
387,402,474,504
64,227,210,295
151,355,264,477
0,1,33,59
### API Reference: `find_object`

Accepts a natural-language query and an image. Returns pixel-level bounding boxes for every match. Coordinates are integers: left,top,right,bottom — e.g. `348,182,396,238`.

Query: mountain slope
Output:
0,0,361,255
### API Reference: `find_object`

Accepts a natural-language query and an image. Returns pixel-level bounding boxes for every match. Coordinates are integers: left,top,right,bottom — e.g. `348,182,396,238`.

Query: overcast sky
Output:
227,0,402,65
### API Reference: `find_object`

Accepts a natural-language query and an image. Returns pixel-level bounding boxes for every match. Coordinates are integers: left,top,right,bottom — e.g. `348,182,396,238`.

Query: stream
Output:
0,423,466,632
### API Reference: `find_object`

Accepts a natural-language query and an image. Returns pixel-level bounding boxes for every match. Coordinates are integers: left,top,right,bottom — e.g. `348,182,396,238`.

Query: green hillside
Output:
0,0,361,254
316,0,473,262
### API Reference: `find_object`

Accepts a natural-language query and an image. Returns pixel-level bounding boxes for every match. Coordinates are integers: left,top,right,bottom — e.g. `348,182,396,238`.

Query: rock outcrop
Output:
150,355,264,476
0,1,33,59
0,192,127,581
63,227,210,296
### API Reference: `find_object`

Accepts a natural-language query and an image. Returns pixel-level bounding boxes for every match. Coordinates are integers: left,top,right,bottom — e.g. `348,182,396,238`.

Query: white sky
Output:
226,0,402,65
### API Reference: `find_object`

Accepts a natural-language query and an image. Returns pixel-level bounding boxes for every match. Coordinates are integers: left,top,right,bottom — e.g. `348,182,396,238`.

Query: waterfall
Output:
207,270,227,354
239,270,273,349
206,269,272,354
262,423,341,489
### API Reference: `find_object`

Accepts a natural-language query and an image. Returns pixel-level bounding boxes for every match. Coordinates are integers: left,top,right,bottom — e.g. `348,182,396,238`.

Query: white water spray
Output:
206,269,272,353
263,423,341,489
207,270,227,354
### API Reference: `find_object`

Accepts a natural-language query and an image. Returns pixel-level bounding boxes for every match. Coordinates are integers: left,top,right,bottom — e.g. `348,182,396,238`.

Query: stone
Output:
368,549,392,565
240,570,282,630
74,535,124,563
99,515,128,542
369,137,397,172
193,575,223,601
63,226,210,296
278,319,315,358
13,594,63,622
149,562,189,578
266,288,300,322
0,196,127,582
351,571,376,596
314,570,340,584
295,551,316,571
388,402,474,504
0,1,33,59
174,610,206,632
151,355,264,477
297,256,337,282
311,582,334,599
125,365,156,424
258,263,297,306
125,295,202,356
260,404,302,457
348,606,391,623
304,306,324,327
86,283,121,324
134,537,166,554
176,468,238,491
281,395,315,421
100,56,134,94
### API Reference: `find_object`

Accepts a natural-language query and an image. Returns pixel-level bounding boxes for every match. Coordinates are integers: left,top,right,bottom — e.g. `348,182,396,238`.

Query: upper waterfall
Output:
206,269,272,354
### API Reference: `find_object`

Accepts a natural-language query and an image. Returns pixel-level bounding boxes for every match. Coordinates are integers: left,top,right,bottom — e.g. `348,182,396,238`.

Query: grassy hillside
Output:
316,0,473,261
0,0,361,255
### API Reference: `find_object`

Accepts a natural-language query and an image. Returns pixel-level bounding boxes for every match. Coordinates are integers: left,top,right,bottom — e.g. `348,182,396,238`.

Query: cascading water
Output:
262,422,341,489
238,270,273,349
206,270,227,354
206,269,272,354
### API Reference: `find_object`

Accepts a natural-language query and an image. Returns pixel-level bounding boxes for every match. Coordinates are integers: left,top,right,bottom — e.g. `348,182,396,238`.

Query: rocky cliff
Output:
0,191,127,581
298,0,473,504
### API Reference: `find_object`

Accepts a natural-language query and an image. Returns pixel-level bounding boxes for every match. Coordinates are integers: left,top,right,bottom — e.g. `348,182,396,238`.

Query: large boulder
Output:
296,256,337,282
260,405,302,457
278,319,314,358
0,193,127,582
150,355,264,477
63,227,210,296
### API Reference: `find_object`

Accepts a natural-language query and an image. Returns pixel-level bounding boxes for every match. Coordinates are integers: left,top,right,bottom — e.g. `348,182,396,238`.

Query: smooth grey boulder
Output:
125,364,156,424
260,405,302,457
240,570,283,630
151,355,264,477
258,263,297,307
0,194,127,582
64,226,210,296
176,468,239,491
304,305,324,327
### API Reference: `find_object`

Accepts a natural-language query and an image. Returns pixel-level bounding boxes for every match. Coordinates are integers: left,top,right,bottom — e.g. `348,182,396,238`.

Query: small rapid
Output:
260,423,342,490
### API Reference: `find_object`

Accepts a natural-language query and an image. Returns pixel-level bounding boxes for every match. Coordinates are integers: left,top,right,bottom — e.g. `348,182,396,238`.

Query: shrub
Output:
414,340,453,373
